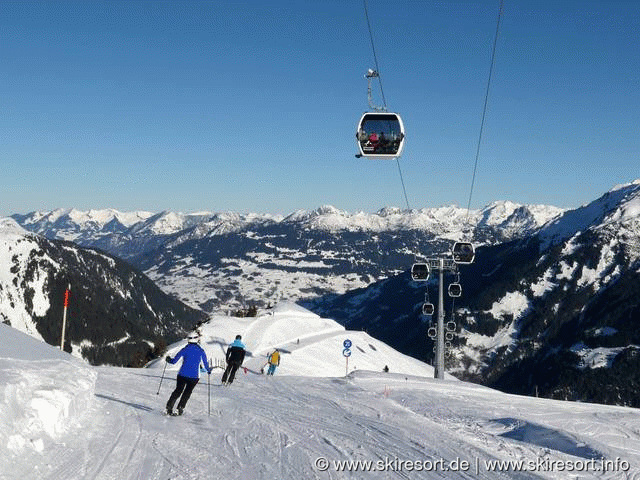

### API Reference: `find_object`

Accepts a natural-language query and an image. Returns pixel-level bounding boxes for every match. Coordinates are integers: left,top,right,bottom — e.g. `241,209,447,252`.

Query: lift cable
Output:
465,0,504,223
362,0,411,212
396,159,411,210
362,0,387,110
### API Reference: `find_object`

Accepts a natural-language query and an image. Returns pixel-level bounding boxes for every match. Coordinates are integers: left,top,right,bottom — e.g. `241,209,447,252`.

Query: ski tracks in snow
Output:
10,367,640,480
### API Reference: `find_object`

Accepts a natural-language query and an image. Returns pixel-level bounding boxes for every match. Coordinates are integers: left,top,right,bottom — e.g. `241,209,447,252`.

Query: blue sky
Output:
1,0,638,216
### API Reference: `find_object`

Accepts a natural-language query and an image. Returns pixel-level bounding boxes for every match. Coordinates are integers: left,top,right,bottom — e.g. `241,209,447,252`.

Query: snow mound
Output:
0,325,96,456
0,359,96,454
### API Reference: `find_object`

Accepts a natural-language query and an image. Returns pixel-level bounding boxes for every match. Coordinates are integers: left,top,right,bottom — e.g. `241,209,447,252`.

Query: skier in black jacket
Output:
222,335,246,385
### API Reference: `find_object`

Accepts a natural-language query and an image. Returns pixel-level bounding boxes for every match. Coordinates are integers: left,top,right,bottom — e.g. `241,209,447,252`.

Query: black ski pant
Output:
222,361,241,384
166,375,199,411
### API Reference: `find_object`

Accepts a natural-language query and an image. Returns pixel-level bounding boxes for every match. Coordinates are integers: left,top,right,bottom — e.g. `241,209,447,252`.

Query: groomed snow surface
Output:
2,303,640,479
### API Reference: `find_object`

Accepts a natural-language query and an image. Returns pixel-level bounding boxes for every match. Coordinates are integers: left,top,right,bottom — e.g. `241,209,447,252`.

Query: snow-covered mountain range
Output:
11,201,564,313
3,304,639,480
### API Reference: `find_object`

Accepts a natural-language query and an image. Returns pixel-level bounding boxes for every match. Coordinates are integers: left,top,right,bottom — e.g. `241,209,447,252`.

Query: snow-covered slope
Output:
540,179,640,251
153,302,438,379
2,307,639,480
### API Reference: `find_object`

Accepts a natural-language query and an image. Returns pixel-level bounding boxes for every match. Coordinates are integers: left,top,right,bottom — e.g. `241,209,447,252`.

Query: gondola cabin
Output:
448,283,462,298
356,112,405,159
411,263,430,281
422,303,435,316
452,242,475,264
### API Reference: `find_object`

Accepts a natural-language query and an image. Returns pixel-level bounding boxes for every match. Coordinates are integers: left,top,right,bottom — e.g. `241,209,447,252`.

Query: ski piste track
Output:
6,366,640,480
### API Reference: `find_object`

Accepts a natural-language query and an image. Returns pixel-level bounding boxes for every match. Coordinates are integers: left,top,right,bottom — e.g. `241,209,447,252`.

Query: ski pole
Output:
208,359,211,416
157,360,168,395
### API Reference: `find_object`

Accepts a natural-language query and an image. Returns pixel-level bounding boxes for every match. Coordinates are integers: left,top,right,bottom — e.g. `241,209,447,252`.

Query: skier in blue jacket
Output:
165,332,211,415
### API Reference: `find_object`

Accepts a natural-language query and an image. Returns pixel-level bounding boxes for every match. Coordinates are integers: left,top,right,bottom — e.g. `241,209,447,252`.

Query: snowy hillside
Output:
454,180,640,401
0,218,205,366
310,181,640,407
12,201,563,313
2,308,640,480
0,218,54,339
540,179,640,251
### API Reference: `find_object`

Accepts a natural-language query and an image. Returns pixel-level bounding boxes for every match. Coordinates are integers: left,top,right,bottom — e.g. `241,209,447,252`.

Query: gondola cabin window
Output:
356,112,405,159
